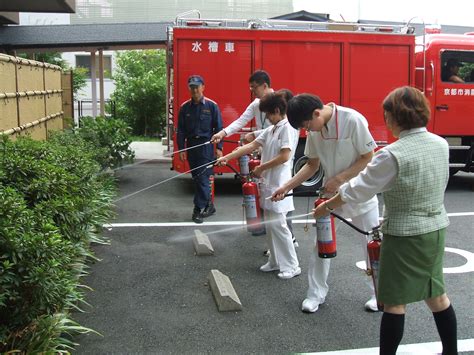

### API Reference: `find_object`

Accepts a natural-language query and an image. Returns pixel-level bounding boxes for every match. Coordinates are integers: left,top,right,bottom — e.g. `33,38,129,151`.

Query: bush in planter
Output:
0,134,115,352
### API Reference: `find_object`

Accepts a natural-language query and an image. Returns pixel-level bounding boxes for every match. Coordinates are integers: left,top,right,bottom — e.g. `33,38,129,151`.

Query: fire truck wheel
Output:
293,141,324,195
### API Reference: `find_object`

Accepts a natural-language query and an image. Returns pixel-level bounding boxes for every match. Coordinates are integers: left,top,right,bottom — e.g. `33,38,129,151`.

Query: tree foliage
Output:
110,49,167,137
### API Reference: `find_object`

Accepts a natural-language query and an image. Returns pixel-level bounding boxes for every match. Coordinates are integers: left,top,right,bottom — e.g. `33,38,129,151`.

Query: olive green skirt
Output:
378,228,446,305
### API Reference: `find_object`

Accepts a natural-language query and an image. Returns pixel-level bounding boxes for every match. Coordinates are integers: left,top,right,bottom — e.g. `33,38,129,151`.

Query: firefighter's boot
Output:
201,203,216,218
192,207,203,224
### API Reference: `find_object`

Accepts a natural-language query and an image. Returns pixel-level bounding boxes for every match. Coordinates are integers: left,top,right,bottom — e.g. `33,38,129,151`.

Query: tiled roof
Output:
0,22,171,52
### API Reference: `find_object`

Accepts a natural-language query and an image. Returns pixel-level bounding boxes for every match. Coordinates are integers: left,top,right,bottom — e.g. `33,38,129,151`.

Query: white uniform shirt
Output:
304,103,378,217
255,118,299,213
339,128,428,204
223,97,273,137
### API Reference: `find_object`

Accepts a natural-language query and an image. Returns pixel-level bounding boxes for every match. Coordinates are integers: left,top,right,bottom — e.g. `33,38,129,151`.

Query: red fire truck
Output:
167,16,474,191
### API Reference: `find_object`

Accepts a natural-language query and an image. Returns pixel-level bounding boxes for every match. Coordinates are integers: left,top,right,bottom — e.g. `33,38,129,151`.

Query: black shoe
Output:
201,203,216,218
192,207,203,224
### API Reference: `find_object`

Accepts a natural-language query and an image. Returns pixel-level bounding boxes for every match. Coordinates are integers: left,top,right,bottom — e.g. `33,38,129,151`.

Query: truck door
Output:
348,43,412,144
434,50,474,136
261,41,342,104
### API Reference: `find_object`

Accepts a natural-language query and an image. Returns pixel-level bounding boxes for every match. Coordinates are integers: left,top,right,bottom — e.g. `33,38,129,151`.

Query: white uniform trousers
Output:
306,205,380,302
266,210,299,272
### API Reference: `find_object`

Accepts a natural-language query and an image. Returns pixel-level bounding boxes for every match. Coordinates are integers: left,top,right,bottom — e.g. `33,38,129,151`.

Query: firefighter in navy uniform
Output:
177,75,223,224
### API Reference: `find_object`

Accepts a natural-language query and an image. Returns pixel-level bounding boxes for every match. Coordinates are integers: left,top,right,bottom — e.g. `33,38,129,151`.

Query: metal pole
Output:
99,49,105,117
90,50,97,118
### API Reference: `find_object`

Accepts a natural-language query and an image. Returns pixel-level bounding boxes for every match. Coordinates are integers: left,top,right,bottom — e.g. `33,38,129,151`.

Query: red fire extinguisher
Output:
367,230,384,311
314,196,337,258
248,153,260,173
208,175,215,204
242,179,265,234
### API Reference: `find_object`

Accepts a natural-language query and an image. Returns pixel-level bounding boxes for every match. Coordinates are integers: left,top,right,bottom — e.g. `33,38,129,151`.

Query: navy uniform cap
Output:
188,75,204,86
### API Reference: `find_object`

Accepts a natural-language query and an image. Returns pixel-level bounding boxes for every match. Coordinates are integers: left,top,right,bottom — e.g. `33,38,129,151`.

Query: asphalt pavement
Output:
72,142,474,354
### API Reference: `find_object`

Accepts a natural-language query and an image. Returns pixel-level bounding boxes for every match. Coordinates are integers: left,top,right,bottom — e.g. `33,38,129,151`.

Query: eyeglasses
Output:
249,83,263,90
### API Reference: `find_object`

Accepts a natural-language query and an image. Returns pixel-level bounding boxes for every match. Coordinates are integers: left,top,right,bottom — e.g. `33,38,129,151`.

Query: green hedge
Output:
0,118,133,352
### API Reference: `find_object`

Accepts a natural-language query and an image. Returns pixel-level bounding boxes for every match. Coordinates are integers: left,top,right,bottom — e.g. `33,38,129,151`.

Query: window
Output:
76,54,112,79
440,50,474,84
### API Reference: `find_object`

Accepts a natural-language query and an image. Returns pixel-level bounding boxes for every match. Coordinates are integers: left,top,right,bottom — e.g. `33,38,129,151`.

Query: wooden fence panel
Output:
0,54,64,138
46,115,64,135
18,95,45,126
0,98,18,130
46,92,62,116
17,63,43,92
0,59,17,92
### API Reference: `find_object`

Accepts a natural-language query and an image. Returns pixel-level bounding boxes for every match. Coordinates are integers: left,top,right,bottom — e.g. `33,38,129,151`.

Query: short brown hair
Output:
382,86,430,130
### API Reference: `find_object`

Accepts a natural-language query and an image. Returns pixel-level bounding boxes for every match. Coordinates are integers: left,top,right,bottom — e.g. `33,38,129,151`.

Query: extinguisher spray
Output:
314,191,337,258
367,228,384,311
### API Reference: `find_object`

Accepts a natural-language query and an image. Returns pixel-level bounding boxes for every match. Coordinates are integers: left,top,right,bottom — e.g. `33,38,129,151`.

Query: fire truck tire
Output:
293,140,324,195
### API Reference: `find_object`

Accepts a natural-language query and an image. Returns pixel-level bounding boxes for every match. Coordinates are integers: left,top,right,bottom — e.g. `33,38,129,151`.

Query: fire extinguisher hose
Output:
330,211,380,236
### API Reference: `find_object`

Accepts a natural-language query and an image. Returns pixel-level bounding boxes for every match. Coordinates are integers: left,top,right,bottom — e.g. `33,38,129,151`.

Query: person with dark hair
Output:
312,86,457,355
177,75,223,223
442,59,464,83
468,68,474,82
211,69,273,144
211,71,298,247
272,93,379,313
217,91,301,279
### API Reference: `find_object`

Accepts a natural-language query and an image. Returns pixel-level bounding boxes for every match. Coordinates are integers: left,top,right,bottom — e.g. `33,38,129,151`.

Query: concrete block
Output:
207,269,242,312
193,230,214,256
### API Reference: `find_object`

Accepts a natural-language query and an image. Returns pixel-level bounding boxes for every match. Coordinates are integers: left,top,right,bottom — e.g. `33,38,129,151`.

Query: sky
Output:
294,0,474,27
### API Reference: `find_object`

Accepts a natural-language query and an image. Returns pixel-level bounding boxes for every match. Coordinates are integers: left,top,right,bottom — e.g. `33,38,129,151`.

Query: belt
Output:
188,135,208,139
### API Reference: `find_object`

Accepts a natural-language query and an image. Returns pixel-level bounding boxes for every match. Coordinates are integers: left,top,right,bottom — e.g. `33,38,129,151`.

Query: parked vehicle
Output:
167,16,474,191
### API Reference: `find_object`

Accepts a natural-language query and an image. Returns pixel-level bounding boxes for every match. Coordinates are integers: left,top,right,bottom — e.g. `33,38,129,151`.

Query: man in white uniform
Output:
272,93,380,313
211,70,273,144
217,91,300,279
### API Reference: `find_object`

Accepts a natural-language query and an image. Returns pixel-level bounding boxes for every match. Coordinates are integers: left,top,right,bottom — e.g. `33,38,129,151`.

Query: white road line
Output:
301,338,474,354
105,212,474,228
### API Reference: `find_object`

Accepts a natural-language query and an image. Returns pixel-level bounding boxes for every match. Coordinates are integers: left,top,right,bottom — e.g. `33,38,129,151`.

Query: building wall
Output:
71,0,294,24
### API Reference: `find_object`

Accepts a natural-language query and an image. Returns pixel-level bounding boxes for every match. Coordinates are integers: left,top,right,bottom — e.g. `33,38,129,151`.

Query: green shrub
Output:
76,116,135,169
0,131,117,352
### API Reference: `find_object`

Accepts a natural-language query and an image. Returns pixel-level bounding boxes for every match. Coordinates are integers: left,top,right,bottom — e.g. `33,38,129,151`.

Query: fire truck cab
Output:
416,33,474,175
167,16,474,191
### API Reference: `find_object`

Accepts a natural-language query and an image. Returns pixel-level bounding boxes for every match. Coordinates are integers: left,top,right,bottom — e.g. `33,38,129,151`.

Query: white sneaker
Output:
259,262,279,272
277,266,301,279
301,298,325,313
365,295,379,312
